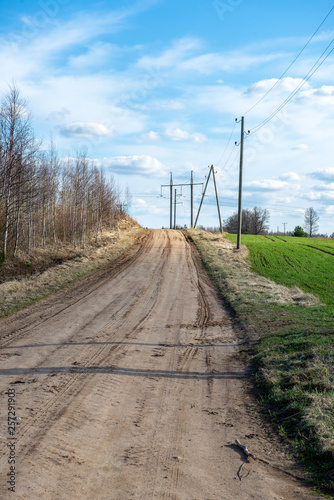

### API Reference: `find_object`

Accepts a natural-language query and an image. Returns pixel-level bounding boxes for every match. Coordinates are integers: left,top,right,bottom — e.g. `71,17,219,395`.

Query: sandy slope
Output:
0,230,321,499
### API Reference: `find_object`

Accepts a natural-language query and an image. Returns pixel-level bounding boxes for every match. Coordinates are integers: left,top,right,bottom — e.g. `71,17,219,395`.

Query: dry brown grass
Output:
188,229,319,308
0,219,144,317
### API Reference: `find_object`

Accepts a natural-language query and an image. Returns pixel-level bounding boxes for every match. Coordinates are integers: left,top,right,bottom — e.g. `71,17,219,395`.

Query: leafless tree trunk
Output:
0,84,39,257
304,207,319,237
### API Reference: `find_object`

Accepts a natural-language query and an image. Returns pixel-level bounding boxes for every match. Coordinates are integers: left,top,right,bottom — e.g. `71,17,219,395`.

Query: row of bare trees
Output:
0,85,122,258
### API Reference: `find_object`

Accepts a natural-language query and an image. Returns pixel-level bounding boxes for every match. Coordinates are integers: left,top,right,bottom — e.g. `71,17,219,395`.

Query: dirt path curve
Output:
0,230,321,500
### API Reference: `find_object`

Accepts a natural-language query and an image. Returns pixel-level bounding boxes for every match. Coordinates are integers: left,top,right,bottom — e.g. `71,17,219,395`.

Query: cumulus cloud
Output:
310,168,334,182
165,128,206,143
141,131,161,141
98,155,166,177
244,179,288,191
246,77,308,96
301,190,334,202
298,85,334,104
280,172,301,181
313,85,334,97
59,122,114,138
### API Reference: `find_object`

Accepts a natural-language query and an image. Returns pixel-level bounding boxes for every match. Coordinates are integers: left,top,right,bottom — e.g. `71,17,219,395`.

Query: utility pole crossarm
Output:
160,173,203,229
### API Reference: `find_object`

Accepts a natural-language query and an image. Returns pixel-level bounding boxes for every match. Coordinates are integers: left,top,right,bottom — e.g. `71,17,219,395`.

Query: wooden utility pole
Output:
191,170,194,228
237,117,245,250
194,165,223,232
194,166,212,228
161,173,202,229
174,189,177,229
211,166,223,233
170,172,173,229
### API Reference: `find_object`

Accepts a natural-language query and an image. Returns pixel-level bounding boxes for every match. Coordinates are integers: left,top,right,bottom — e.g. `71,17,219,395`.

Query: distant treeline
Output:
0,85,123,259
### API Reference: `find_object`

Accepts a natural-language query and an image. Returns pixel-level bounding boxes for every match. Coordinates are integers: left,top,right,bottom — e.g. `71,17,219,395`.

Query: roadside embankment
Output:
186,228,334,496
0,219,144,317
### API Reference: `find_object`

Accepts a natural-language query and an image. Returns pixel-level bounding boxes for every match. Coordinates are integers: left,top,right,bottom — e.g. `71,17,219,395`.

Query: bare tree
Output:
0,84,39,257
304,207,319,237
224,206,270,235
124,186,132,216
0,85,122,258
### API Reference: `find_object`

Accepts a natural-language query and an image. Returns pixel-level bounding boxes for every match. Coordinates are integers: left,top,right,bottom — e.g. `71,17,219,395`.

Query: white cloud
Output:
141,131,161,141
310,168,334,182
180,52,282,75
68,42,115,69
313,85,334,97
246,77,308,96
137,37,202,70
165,128,206,143
59,122,114,138
245,179,288,191
280,172,301,181
298,85,334,105
301,190,334,202
98,155,166,177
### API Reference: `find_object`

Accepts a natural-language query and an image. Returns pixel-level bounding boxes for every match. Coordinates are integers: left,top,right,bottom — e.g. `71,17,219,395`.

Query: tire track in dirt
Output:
0,229,324,500
0,231,169,459
0,231,152,348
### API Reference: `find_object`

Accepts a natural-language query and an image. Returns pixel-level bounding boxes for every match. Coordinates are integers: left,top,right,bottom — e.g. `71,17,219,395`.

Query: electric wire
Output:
215,121,237,166
244,3,334,116
250,37,334,135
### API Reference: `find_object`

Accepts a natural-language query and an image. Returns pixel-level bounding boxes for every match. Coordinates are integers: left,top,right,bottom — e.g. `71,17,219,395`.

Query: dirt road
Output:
0,230,321,499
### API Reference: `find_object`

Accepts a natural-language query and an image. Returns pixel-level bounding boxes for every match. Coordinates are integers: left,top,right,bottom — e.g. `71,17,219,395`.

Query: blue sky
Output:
1,0,334,233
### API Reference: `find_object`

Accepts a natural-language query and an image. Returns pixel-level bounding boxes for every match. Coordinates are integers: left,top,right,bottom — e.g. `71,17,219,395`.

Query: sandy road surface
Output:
0,230,321,499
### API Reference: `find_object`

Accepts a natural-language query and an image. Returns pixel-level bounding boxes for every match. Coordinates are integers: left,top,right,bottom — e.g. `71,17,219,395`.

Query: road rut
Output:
0,230,321,499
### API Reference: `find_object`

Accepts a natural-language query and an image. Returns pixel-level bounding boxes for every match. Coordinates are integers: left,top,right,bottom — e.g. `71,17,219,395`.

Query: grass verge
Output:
0,221,144,318
186,229,334,496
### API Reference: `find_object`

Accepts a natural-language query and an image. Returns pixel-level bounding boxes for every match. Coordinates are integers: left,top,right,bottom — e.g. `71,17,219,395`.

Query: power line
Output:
250,37,334,135
244,3,334,116
215,121,237,166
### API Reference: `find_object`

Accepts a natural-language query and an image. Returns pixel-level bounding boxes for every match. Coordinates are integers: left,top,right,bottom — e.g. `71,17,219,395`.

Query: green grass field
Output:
188,230,334,495
226,234,334,307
